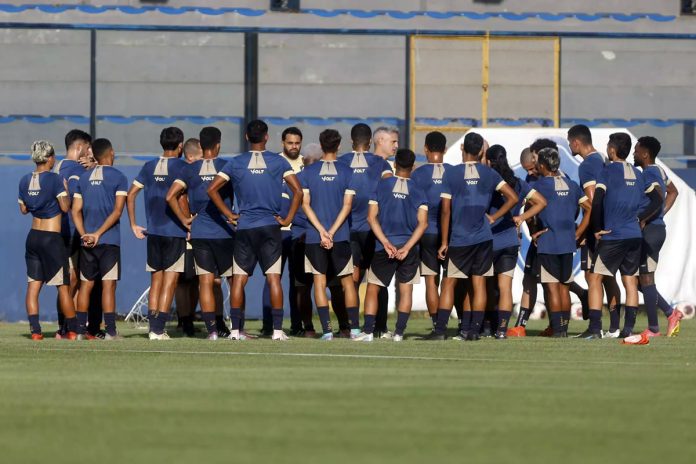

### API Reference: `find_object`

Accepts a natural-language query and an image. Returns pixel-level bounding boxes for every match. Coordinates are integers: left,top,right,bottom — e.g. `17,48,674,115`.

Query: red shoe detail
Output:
507,326,527,337
31,333,44,341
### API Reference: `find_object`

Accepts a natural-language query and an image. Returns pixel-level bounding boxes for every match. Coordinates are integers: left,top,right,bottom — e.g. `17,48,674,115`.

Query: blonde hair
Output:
31,140,55,164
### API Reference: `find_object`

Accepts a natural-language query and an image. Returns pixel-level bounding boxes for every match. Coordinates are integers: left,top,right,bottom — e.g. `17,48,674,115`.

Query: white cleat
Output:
207,332,219,341
104,333,122,341
603,330,620,339
228,330,247,341
272,330,289,341
392,334,403,342
379,331,394,339
352,332,374,342
149,332,171,340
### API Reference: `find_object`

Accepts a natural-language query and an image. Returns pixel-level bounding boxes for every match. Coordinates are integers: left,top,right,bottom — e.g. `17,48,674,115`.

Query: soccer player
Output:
410,131,451,335
71,138,128,339
167,127,234,340
568,124,621,336
633,136,683,336
582,133,662,340
486,144,547,338
126,127,188,340
436,132,518,341
300,129,359,340
208,120,303,341
354,148,428,342
528,148,590,337
19,141,78,340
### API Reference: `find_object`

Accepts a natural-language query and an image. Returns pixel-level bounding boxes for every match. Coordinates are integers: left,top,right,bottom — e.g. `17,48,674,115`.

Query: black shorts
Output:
146,235,186,273
26,230,69,286
180,242,197,281
291,238,312,287
420,233,443,276
493,246,519,277
80,244,121,281
538,253,574,284
580,235,597,272
640,224,666,275
592,238,642,277
350,230,376,270
367,245,420,287
62,233,81,270
305,241,353,277
523,242,539,278
444,241,494,279
190,238,234,277
233,225,282,276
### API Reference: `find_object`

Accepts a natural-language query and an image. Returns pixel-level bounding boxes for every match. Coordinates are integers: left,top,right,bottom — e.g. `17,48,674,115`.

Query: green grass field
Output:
1,317,694,464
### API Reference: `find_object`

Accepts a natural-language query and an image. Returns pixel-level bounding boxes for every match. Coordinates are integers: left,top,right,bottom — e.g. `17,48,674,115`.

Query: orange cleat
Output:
30,333,44,341
622,333,649,345
539,325,554,337
666,309,683,338
640,329,661,338
507,326,527,337
65,331,78,340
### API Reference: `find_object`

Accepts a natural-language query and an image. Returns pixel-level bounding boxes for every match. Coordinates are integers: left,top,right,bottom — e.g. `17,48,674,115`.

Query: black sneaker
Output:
260,328,273,338
466,331,480,341
288,328,305,337
420,331,446,341
182,320,196,338
552,331,568,338
216,324,231,339
494,331,507,340
481,320,492,338
577,329,602,339
619,329,634,338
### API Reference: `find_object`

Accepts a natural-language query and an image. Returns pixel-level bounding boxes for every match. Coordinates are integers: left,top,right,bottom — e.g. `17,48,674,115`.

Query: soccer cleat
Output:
104,333,122,341
352,332,374,342
452,331,468,341
335,329,352,339
622,333,649,345
494,331,508,340
466,331,480,341
420,332,446,341
666,309,684,337
481,321,493,338
54,331,67,340
551,332,568,338
393,334,404,342
227,330,247,341
272,330,289,341
259,328,273,338
603,330,620,339
65,331,78,340
304,330,317,338
30,333,43,341
241,331,258,339
207,332,219,341
506,326,526,337
619,329,634,338
288,328,305,337
577,329,602,340
640,329,661,338
87,331,106,340
539,325,554,337
320,332,334,341
350,328,362,339
217,326,231,339
379,331,394,340
148,332,171,340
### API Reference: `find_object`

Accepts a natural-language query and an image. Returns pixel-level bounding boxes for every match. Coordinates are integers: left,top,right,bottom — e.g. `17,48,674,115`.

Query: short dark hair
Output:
350,123,372,147
463,132,484,157
91,138,112,160
608,133,632,160
64,129,92,150
246,119,268,144
537,147,560,172
319,129,342,153
183,138,201,155
567,124,593,145
395,148,416,169
199,127,222,151
530,138,557,154
160,126,184,151
425,131,447,153
282,126,303,141
637,136,661,160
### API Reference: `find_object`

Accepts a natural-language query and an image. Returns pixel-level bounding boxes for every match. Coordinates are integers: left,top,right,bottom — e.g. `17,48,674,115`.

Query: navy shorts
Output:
444,241,494,279
26,230,69,286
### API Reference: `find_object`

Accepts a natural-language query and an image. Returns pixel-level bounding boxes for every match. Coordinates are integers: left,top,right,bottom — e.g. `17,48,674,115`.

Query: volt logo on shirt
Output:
352,169,366,174
321,176,336,182
154,176,166,182
250,169,265,175
466,180,478,185
393,193,407,199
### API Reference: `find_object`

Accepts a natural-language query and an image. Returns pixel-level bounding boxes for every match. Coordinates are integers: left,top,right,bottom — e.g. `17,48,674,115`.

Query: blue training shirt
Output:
73,165,128,246
219,150,293,230
490,178,534,251
133,156,188,238
56,159,87,240
369,176,428,250
337,151,392,233
640,164,670,226
410,162,452,236
301,160,355,245
440,162,506,247
175,158,234,240
578,152,606,192
595,161,647,241
282,173,309,240
18,171,67,219
533,175,586,255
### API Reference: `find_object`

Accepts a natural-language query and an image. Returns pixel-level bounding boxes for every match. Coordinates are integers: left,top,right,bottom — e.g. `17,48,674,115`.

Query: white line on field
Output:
33,347,689,367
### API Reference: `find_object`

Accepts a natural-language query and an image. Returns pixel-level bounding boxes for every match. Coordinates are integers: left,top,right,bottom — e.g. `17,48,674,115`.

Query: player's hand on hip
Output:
531,228,548,245
486,213,496,225
226,212,239,226
512,215,524,228
594,230,611,241
132,225,147,240
274,214,290,228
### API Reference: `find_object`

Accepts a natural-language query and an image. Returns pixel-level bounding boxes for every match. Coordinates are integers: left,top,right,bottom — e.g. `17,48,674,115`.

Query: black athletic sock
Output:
589,309,602,334
562,310,571,335
317,306,331,334
363,314,376,334
229,307,241,330
158,311,170,334
657,292,673,317
215,315,227,331
642,284,660,332
497,310,512,333
624,306,638,334
76,312,88,334
430,313,437,329
516,307,532,328
550,311,562,335
272,309,283,331
435,308,451,334
470,311,484,334
148,310,155,332
104,313,116,336
202,312,217,335
609,304,621,332
28,314,41,334
239,312,246,331
395,311,410,336
460,311,472,333
347,306,360,330
64,317,77,333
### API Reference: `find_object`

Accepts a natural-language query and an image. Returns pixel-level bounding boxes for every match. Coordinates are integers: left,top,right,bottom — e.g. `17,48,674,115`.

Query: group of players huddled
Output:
18,120,684,343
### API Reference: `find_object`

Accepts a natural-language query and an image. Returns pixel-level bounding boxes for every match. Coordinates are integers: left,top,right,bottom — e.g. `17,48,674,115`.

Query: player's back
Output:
179,158,234,239
302,159,354,244
76,165,128,245
411,162,451,236
597,162,645,240
640,164,669,226
533,175,584,254
135,156,188,238
372,176,427,247
489,177,533,250
337,151,391,232
18,171,64,219
578,152,606,190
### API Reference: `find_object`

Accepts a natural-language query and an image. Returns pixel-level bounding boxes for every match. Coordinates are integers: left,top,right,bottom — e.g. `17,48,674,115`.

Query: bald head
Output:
520,147,537,177
183,138,202,163
301,143,323,166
